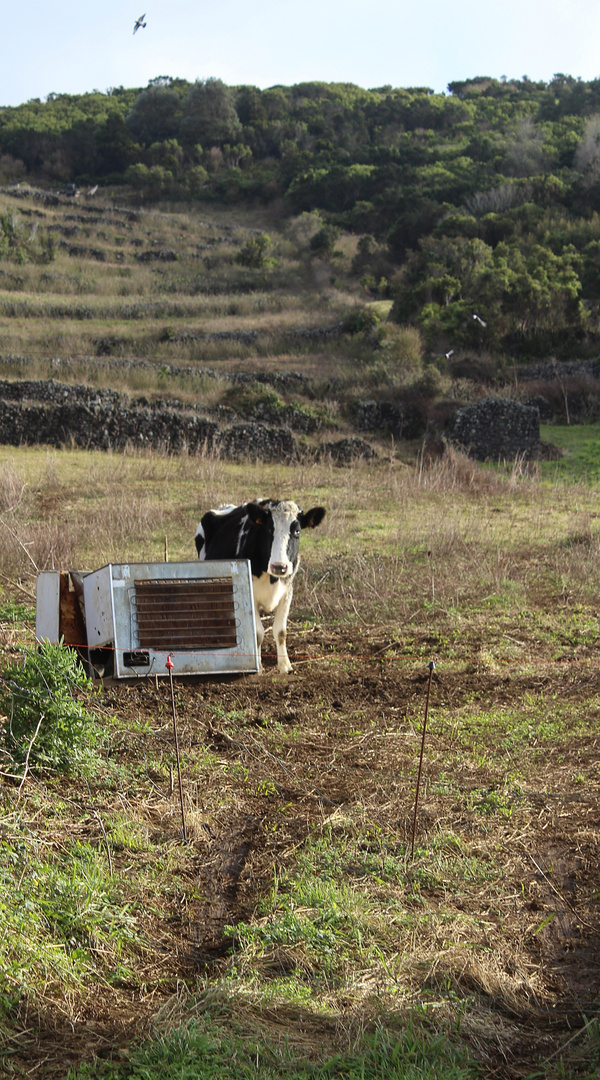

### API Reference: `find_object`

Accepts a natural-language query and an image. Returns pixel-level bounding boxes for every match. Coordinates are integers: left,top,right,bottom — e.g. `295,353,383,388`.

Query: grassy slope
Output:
0,191,365,380
0,188,431,454
0,448,598,1079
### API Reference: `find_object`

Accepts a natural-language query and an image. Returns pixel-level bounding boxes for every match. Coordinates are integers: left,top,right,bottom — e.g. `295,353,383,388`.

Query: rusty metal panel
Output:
60,572,88,647
134,577,237,650
36,571,88,648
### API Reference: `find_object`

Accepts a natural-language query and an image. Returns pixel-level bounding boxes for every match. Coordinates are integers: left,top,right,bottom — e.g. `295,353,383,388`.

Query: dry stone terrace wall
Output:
356,399,426,440
446,398,540,461
0,395,220,454
0,382,295,461
0,379,373,464
0,366,560,465
0,353,312,392
0,377,318,437
517,359,600,380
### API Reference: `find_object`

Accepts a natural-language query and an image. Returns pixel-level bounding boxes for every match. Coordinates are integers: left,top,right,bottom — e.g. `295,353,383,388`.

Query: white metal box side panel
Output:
112,560,259,678
35,571,61,641
113,560,258,678
83,565,117,648
83,561,259,678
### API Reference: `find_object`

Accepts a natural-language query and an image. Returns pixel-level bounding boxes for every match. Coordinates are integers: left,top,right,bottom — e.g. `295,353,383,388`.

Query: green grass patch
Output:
451,693,600,754
0,838,141,1015
67,1021,474,1080
0,600,35,625
540,421,600,482
225,822,496,1005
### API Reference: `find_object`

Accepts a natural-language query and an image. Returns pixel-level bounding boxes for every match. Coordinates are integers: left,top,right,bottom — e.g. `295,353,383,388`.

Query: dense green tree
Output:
127,84,182,144
147,138,184,171
94,114,138,175
235,85,267,126
179,79,242,148
392,231,583,353
309,223,340,256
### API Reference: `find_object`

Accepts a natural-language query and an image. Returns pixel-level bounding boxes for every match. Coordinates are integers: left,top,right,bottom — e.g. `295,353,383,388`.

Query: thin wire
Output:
14,639,600,668
1,631,599,669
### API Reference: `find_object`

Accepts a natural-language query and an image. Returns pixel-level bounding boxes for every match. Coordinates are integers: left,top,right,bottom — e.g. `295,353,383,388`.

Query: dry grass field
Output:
0,189,368,384
0,445,598,1079
0,187,433,466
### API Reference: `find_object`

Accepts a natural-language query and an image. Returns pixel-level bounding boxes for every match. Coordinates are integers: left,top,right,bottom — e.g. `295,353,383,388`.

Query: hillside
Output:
4,75,600,359
0,184,395,457
2,183,600,466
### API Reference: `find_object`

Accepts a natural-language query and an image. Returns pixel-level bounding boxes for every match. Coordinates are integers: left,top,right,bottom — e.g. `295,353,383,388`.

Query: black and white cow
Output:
195,499,326,673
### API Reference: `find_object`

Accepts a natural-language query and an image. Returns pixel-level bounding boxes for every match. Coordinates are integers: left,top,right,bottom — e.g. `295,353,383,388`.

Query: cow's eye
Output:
291,523,300,537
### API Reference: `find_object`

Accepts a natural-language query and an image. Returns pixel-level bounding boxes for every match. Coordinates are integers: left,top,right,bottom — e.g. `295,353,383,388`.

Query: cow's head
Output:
246,499,326,579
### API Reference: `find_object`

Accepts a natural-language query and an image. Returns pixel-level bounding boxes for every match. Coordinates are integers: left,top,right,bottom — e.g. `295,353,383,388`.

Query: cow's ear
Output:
299,506,326,530
246,502,269,526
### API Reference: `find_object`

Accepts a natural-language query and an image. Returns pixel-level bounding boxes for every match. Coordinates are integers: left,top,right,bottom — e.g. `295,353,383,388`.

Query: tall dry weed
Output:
413,446,501,494
0,462,28,513
0,517,81,581
297,551,410,624
174,443,227,510
27,520,82,573
85,492,165,557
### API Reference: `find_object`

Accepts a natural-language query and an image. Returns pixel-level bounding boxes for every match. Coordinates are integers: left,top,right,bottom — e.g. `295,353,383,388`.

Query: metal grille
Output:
134,577,238,650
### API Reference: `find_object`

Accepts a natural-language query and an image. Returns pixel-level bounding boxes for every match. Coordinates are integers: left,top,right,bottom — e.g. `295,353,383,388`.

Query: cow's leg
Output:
272,586,293,674
254,602,265,673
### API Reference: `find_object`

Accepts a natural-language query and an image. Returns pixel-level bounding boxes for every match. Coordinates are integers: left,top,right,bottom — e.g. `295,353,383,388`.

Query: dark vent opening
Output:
134,577,238,650
123,650,150,668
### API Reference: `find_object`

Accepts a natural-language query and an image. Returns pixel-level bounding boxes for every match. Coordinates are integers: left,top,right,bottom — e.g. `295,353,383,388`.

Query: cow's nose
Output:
270,562,288,577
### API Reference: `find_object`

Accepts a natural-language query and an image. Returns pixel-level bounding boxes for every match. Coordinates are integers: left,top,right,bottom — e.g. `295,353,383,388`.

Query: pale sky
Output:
2,0,600,106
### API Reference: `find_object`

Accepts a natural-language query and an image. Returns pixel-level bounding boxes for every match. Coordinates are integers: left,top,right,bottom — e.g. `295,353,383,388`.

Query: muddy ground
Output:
6,625,600,1077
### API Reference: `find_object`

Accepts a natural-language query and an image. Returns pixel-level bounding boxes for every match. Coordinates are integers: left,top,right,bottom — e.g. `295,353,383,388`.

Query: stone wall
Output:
0,397,220,454
318,437,378,464
356,399,425,440
0,379,379,465
219,423,296,462
0,380,300,462
517,359,600,380
0,379,318,434
0,354,312,392
0,373,548,465
446,397,540,461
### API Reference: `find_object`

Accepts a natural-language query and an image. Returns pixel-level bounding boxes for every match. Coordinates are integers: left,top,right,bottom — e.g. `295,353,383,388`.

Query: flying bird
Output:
472,313,487,327
133,14,147,34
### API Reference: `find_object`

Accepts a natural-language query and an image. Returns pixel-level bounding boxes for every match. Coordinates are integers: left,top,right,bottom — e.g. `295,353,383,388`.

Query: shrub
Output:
309,223,340,257
187,165,209,195
0,642,98,772
235,233,276,269
344,306,381,334
222,383,285,415
376,323,424,371
0,212,31,264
